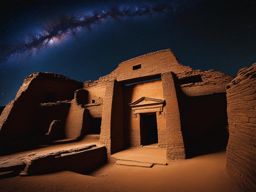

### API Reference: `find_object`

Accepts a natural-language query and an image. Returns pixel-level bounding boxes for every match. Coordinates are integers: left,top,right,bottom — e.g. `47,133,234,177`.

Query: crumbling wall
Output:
82,82,105,135
226,64,256,192
178,70,233,96
176,70,232,157
83,81,105,133
100,81,115,153
84,81,105,106
0,73,83,154
21,145,107,175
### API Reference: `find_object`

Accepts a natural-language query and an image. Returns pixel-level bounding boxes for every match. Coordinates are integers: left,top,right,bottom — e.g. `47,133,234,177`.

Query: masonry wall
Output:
0,73,82,154
226,64,256,192
162,73,185,160
100,49,192,82
124,80,166,147
179,70,232,96
84,82,105,106
176,70,231,157
84,82,105,134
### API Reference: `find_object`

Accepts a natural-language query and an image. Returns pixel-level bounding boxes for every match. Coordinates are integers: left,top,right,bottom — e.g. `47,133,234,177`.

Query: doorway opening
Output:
87,116,101,134
140,113,158,145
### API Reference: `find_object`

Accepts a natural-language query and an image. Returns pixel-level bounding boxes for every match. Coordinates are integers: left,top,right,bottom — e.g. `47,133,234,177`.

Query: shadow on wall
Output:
37,102,70,142
177,87,228,158
84,112,102,135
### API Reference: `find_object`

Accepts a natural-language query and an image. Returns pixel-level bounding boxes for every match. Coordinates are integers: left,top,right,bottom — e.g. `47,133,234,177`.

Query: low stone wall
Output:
22,145,107,175
226,64,256,192
179,70,232,96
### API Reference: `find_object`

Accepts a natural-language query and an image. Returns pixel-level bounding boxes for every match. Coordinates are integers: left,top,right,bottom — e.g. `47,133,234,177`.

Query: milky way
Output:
1,3,173,63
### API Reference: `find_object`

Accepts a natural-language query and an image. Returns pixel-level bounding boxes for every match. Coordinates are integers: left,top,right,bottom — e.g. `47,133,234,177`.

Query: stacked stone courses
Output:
226,64,256,192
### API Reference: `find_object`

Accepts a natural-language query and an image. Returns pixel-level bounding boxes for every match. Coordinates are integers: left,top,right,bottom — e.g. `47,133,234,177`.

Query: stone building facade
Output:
0,49,232,160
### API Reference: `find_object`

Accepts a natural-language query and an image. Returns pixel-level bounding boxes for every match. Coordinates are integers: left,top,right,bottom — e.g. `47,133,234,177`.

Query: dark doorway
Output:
87,117,101,134
140,113,158,145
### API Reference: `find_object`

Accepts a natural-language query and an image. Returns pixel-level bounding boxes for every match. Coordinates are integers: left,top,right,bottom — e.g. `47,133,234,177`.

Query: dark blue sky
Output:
0,0,256,106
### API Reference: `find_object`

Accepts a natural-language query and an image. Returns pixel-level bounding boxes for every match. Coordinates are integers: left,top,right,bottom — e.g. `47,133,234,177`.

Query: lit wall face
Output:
105,50,191,82
85,84,106,104
124,80,166,147
128,80,164,102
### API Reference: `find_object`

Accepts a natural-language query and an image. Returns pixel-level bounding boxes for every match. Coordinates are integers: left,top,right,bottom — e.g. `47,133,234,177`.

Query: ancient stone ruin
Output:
226,64,256,191
0,49,255,191
0,73,83,153
0,49,231,157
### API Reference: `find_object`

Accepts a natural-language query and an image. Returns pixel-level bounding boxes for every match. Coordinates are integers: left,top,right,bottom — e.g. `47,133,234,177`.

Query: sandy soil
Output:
0,152,240,192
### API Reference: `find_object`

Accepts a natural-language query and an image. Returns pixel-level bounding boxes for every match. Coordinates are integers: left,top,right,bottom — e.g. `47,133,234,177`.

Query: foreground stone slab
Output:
112,147,168,165
20,145,106,175
0,160,25,178
116,160,154,168
0,143,106,177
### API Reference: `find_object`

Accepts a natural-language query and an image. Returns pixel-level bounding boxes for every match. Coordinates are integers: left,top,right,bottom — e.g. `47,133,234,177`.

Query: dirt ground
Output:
0,151,240,192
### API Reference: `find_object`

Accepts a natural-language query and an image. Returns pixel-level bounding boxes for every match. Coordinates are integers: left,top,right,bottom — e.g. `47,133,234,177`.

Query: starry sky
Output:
0,0,256,106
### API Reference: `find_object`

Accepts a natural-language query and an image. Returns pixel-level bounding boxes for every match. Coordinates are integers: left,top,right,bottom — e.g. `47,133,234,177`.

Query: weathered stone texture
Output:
99,80,125,154
162,72,185,160
83,81,105,118
0,73,83,153
100,49,192,82
178,69,233,96
21,145,106,175
100,81,115,153
226,64,256,192
0,49,232,163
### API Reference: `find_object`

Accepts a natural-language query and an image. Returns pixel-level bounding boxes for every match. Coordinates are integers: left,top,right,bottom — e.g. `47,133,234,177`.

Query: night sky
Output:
0,0,256,106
